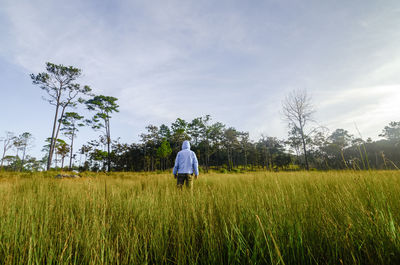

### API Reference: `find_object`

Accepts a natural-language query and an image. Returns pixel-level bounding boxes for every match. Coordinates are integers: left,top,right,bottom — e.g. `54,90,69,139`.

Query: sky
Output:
0,0,400,160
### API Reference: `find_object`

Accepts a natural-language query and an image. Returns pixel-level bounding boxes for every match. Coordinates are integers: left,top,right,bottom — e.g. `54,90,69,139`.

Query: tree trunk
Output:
143,145,147,171
69,129,75,171
106,117,111,172
206,154,209,172
52,105,68,166
20,145,27,171
205,141,210,173
300,130,309,170
244,149,247,170
14,149,19,171
47,102,60,170
227,148,232,171
263,147,267,170
1,148,6,168
107,139,111,172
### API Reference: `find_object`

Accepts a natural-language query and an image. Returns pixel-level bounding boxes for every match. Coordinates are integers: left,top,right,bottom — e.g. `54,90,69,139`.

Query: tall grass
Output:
0,171,400,264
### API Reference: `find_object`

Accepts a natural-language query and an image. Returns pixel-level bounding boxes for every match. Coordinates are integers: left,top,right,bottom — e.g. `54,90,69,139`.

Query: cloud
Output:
315,85,400,138
1,0,400,149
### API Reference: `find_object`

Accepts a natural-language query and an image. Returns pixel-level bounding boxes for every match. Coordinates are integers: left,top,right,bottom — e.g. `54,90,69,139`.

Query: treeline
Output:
82,118,400,172
1,118,399,172
82,116,290,172
1,62,399,172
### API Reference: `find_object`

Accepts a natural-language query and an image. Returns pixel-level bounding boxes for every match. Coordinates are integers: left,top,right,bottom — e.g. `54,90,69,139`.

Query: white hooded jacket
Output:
172,140,199,176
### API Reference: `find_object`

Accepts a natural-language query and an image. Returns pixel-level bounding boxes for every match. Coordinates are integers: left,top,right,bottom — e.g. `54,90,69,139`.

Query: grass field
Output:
0,170,399,264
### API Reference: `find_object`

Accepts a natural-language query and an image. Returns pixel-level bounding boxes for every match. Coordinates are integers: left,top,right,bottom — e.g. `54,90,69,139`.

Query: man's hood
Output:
182,140,190,150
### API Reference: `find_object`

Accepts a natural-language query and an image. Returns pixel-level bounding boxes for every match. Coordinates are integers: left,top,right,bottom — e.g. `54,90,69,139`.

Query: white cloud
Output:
1,0,400,150
316,85,400,138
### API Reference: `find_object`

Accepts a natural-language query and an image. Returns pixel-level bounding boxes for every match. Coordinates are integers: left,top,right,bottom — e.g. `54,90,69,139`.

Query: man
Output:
173,140,199,188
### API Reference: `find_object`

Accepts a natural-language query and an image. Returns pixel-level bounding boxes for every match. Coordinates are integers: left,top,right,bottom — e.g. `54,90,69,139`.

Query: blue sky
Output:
1,0,400,159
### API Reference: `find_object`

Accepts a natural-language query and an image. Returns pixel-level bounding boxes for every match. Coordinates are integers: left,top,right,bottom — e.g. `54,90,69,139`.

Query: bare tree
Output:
282,89,315,170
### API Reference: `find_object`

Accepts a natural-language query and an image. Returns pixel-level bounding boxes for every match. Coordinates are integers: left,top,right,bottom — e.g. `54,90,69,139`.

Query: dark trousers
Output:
177,173,193,188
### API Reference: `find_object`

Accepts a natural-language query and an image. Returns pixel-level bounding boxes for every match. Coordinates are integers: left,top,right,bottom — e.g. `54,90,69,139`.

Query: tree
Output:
2,155,17,168
310,129,329,169
0,131,16,168
328,129,353,149
86,95,119,172
192,116,225,172
239,131,251,170
188,117,204,147
83,139,105,170
285,127,302,158
140,125,160,171
170,118,191,153
223,127,240,171
56,139,70,169
274,153,292,170
12,136,23,169
282,89,315,170
257,136,286,170
379,122,400,142
159,124,171,140
23,156,43,171
31,62,91,170
42,137,68,169
322,129,353,169
203,121,225,171
15,132,34,171
157,140,172,170
111,139,130,171
90,149,108,171
78,144,92,170
61,112,85,170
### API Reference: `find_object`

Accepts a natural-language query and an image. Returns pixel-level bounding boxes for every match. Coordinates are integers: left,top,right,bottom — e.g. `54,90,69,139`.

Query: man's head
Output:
182,140,191,150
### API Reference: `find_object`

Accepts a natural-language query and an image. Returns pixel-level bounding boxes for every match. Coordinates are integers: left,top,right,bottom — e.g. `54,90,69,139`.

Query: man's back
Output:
173,141,199,188
173,141,199,176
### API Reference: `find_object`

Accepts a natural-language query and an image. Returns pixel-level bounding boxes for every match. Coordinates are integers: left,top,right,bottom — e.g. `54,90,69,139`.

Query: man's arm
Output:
192,152,199,178
173,153,179,177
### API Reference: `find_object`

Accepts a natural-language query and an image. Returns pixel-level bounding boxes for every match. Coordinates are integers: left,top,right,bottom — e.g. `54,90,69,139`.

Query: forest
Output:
1,63,399,173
